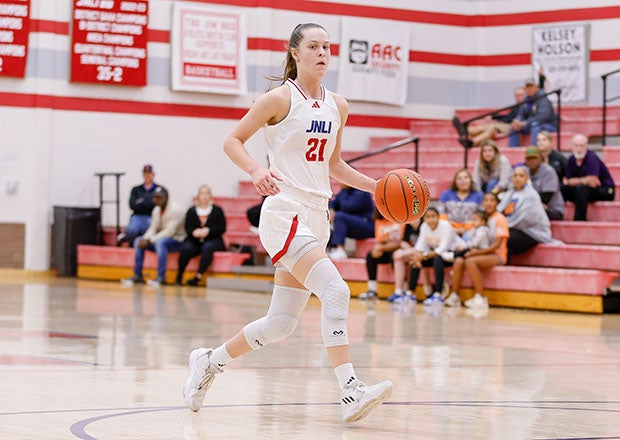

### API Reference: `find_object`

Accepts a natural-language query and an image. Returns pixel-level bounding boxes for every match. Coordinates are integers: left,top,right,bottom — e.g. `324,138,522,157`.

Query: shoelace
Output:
197,364,223,390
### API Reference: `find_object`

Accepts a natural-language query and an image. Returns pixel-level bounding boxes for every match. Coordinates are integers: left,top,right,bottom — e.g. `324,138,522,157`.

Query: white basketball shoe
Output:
340,378,393,423
183,348,223,411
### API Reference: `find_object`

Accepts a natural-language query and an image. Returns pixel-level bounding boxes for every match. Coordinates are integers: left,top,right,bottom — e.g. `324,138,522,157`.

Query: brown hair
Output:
477,140,500,175
450,168,475,193
266,23,327,85
472,208,488,223
538,130,554,143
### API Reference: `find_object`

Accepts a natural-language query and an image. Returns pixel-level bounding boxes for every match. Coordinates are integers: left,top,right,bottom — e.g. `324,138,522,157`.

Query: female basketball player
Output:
183,23,393,423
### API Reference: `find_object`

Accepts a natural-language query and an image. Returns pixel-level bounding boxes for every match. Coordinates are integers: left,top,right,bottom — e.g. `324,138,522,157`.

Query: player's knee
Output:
262,313,299,342
243,314,299,350
321,278,350,320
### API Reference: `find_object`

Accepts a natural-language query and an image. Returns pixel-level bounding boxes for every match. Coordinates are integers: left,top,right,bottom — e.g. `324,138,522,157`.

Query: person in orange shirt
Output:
445,192,509,309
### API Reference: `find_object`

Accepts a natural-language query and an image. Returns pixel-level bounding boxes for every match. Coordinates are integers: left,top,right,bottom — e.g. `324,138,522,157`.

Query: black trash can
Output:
53,206,100,276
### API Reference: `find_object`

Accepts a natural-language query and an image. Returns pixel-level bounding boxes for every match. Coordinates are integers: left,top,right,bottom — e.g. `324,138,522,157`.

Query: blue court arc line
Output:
63,400,620,439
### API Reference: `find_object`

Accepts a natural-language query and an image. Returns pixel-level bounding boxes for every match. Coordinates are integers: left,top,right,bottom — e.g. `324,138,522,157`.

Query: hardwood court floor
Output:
1,273,620,439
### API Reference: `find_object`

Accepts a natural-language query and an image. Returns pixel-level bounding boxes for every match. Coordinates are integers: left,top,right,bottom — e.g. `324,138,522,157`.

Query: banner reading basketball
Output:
170,3,246,95
338,17,409,106
70,0,148,86
0,0,30,78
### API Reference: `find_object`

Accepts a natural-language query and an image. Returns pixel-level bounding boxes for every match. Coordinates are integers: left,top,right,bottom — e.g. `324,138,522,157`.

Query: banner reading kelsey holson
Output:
338,17,409,106
170,2,246,95
532,23,589,104
70,0,148,86
0,0,30,78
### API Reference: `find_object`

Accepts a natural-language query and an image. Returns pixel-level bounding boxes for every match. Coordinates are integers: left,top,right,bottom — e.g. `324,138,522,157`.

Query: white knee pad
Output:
243,285,309,350
243,314,298,350
304,258,350,347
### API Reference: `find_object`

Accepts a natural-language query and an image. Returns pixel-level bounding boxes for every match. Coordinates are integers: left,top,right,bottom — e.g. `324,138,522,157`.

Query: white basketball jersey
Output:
263,79,341,200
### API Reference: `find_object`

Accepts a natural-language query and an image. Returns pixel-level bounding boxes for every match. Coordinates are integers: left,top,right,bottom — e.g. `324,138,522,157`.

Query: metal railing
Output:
459,89,562,168
346,136,420,171
601,68,620,146
94,172,125,244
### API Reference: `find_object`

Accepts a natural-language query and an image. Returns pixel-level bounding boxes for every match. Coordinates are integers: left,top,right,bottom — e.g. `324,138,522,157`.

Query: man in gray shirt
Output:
524,146,565,220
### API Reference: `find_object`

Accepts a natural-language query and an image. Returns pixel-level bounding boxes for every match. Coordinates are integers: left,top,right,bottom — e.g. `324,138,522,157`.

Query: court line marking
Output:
62,401,620,439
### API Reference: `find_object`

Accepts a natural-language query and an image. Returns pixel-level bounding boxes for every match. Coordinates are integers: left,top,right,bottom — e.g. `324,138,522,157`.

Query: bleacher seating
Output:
77,245,250,284
77,105,620,313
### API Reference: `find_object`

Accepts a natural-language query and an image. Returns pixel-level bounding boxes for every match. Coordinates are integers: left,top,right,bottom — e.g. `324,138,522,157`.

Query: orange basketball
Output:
375,169,430,224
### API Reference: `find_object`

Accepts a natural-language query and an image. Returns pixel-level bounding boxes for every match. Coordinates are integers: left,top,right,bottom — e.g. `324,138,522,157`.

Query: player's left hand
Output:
251,167,282,196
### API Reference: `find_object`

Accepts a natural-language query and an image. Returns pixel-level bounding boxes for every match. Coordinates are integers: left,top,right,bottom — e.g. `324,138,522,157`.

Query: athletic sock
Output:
334,362,357,389
210,344,233,369
367,280,378,292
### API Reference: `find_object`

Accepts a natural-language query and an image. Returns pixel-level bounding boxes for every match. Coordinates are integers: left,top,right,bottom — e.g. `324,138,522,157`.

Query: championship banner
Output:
171,2,246,95
532,23,589,104
337,17,409,106
0,0,30,78
70,0,148,86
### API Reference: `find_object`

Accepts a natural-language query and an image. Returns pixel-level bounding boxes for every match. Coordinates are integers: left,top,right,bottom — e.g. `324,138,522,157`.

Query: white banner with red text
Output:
337,17,409,106
170,2,247,95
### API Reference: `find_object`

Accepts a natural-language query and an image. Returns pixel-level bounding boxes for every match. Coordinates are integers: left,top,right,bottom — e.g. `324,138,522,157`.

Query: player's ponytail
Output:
265,23,327,88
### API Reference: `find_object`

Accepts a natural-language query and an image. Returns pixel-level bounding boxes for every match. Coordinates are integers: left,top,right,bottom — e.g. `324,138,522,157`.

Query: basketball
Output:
375,168,430,224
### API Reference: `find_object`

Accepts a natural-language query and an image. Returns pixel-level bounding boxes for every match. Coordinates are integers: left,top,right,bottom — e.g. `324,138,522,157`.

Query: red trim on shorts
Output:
271,215,299,264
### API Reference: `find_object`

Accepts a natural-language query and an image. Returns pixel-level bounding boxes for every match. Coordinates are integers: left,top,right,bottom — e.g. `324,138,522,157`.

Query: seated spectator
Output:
536,130,567,184
327,182,375,260
175,185,227,286
394,207,465,306
453,209,494,258
122,186,186,287
472,140,513,195
498,166,553,260
465,86,526,147
118,164,160,246
357,209,404,300
246,196,265,235
447,193,509,309
562,134,616,221
438,169,483,237
387,219,425,302
524,146,565,220
508,78,557,147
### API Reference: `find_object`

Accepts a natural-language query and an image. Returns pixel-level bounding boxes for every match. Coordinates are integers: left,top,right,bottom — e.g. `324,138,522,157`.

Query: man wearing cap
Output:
524,146,565,220
118,164,161,246
123,186,186,286
562,134,615,221
508,78,557,147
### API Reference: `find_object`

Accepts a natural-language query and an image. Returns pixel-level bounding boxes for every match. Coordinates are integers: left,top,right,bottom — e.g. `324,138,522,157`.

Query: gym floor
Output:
1,273,619,439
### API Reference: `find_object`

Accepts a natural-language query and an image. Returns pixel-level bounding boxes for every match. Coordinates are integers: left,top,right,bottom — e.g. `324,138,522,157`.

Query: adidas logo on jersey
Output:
312,101,320,108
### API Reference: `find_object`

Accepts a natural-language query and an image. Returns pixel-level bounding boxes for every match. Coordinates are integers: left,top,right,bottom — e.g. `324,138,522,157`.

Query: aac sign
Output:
338,17,409,106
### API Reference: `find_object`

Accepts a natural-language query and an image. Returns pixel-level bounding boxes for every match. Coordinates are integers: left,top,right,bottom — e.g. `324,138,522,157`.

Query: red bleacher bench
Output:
511,243,620,272
77,244,250,277
332,258,616,296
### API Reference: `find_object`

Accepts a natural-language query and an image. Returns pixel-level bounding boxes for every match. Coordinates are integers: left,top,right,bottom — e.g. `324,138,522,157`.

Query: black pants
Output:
409,256,453,293
365,251,393,281
507,228,539,263
246,198,265,228
562,184,615,221
176,238,226,281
